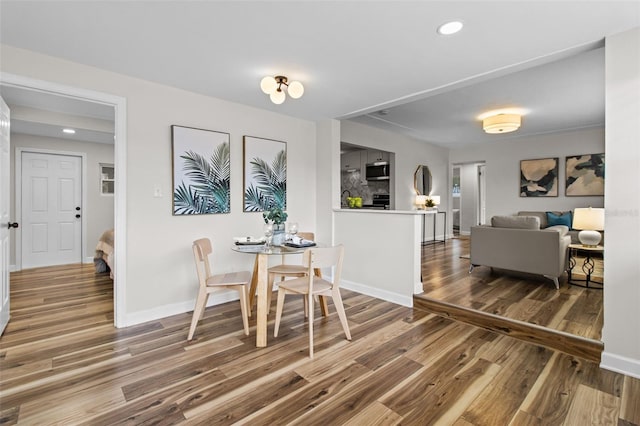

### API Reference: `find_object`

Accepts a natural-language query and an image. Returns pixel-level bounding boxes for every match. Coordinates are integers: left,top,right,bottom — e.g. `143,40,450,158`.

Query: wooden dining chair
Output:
188,238,251,340
273,245,351,358
266,232,315,313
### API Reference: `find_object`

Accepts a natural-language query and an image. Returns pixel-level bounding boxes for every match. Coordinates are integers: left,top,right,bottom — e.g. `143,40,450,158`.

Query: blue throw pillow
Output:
546,211,572,229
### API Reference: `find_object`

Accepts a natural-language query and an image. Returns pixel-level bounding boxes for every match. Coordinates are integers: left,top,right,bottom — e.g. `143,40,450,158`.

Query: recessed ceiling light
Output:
63,128,76,134
437,21,463,36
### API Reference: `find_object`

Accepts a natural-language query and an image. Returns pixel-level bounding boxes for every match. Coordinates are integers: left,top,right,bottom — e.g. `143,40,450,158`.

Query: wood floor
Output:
2,262,639,425
417,237,603,342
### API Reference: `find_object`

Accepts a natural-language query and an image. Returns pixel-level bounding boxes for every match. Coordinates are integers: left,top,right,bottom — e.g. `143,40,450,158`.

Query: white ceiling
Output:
0,1,638,148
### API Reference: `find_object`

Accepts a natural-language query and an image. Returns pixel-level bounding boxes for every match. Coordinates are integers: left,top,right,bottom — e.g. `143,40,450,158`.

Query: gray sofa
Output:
470,215,571,289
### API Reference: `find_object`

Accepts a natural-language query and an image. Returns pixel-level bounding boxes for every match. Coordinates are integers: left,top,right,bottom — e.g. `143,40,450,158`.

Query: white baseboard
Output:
341,279,412,308
459,230,471,236
85,256,94,264
600,351,640,379
123,289,240,328
9,264,17,272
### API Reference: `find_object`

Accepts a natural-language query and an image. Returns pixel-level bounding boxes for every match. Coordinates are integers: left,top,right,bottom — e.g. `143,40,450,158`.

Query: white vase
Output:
272,223,286,245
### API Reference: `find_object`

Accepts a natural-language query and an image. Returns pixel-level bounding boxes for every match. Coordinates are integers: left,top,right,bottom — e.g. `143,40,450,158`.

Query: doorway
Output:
452,161,487,235
0,73,127,327
18,150,84,269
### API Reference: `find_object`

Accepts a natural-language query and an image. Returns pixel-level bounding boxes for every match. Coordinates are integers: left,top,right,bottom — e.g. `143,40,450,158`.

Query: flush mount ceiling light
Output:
62,128,76,134
260,75,304,104
482,113,522,134
437,21,463,35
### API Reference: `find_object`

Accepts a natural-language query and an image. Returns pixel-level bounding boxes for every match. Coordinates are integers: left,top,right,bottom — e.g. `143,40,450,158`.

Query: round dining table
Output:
231,244,328,347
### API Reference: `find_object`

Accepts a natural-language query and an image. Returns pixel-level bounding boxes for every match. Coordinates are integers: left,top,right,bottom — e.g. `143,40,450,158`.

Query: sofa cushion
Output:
518,211,549,227
546,211,572,229
545,225,569,236
491,215,540,229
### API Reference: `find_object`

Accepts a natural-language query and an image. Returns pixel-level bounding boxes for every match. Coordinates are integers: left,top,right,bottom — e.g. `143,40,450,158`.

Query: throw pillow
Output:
546,211,572,229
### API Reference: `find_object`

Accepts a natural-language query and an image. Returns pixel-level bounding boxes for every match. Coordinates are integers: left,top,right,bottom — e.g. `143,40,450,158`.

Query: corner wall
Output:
601,27,640,378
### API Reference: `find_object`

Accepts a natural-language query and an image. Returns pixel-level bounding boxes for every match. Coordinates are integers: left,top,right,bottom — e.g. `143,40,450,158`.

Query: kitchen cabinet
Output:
367,150,390,163
341,151,362,171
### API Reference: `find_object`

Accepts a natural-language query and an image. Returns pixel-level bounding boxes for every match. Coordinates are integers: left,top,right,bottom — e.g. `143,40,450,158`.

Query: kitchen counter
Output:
335,208,440,215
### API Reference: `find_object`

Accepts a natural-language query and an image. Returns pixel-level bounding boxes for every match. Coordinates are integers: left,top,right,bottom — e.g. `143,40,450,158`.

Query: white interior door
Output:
21,151,82,268
1,97,11,334
477,164,486,225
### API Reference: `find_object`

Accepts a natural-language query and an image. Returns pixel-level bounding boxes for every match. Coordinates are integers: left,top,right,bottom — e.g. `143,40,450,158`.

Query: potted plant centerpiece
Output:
263,206,288,245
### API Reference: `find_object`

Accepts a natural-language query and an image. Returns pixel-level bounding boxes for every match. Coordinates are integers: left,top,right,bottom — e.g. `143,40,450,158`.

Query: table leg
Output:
256,253,269,347
248,255,260,311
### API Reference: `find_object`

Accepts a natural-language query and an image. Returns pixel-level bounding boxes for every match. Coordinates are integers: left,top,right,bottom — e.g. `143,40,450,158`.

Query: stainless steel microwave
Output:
366,162,390,180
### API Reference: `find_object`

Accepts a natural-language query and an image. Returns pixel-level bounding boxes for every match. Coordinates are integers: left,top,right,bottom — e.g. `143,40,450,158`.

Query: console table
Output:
567,243,603,289
421,210,446,245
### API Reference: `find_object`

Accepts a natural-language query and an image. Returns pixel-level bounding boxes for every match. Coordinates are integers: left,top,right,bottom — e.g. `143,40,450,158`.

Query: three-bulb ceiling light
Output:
260,75,304,104
482,113,522,134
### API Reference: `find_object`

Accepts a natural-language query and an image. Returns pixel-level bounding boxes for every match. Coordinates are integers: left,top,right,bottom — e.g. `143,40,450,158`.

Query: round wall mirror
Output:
414,165,432,195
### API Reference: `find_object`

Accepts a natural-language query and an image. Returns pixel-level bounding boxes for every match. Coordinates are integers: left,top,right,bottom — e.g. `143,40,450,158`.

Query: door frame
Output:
15,148,87,270
1,72,127,328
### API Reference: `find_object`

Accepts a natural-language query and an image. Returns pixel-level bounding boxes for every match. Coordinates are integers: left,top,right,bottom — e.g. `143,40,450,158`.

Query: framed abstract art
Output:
520,157,558,197
565,153,605,196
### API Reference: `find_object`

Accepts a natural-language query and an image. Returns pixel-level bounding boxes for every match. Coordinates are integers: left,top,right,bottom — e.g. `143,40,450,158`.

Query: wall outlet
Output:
153,187,163,197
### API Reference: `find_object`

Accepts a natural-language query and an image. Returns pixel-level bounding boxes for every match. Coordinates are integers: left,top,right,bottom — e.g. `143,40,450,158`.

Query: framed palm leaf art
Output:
172,125,230,215
243,136,286,212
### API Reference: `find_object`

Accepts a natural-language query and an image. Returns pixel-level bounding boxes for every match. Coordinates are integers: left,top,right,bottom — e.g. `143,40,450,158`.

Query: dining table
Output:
231,243,328,347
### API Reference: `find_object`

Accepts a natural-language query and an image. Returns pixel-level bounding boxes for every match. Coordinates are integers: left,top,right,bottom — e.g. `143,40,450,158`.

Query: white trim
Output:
9,265,17,273
341,279,413,308
601,351,640,379
1,72,127,328
15,148,87,270
84,256,94,264
123,289,240,327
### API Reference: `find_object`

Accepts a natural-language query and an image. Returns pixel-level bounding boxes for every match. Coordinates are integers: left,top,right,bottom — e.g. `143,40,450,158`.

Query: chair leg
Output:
331,290,351,340
237,285,250,336
303,296,309,318
188,290,209,341
266,273,276,313
274,289,287,337
308,292,314,359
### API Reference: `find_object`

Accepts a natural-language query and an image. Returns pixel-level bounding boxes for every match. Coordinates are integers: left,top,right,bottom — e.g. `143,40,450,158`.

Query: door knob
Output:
75,214,81,219
7,222,19,228
75,207,81,211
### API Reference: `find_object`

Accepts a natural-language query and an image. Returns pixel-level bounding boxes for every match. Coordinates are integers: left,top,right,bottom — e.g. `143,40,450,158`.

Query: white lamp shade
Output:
429,195,441,205
572,207,604,231
483,114,521,134
287,81,304,99
270,90,286,104
260,76,277,94
415,195,428,208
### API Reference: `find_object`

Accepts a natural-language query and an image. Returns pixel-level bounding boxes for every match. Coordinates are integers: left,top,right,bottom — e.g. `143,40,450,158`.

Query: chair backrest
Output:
281,231,315,264
193,238,213,287
304,245,344,291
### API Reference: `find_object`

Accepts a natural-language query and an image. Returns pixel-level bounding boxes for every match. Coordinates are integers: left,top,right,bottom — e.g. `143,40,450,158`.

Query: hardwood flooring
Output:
2,262,638,425
417,237,604,344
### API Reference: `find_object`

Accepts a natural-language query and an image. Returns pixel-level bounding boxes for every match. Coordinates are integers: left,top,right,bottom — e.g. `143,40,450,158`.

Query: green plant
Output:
263,206,288,225
425,197,436,207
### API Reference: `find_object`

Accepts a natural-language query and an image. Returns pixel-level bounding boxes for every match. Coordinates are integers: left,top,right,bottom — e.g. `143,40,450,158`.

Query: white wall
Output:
450,127,605,223
9,134,114,264
341,120,450,215
1,45,317,324
601,28,640,378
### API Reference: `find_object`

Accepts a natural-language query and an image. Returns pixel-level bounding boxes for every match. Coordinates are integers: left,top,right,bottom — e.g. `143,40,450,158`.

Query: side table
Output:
567,243,603,289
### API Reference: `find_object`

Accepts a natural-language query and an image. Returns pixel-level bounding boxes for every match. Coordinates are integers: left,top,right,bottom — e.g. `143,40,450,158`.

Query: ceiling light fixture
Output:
260,75,304,104
482,113,521,134
437,21,463,35
63,128,76,134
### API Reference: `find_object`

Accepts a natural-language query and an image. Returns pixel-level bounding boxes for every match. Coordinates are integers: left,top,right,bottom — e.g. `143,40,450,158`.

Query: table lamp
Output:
572,207,604,247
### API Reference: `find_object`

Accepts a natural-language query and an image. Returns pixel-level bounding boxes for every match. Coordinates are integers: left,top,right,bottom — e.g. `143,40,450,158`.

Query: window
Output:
100,163,114,195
